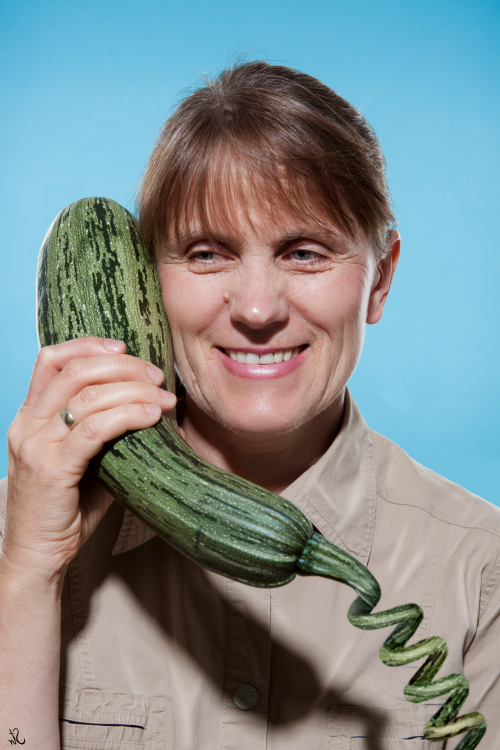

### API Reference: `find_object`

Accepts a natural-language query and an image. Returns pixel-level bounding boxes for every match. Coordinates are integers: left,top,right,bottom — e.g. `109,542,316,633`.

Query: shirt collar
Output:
280,389,376,566
113,389,376,565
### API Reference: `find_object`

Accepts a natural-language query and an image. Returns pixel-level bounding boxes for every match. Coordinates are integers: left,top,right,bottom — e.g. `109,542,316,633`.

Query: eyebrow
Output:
278,229,346,245
171,230,241,247
166,226,347,251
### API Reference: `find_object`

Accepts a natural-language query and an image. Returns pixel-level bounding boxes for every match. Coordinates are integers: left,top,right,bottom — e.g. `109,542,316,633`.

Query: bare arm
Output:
0,337,176,749
0,556,64,749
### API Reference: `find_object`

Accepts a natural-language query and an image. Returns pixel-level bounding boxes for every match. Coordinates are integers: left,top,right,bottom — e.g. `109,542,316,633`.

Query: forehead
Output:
165,153,359,248
173,212,350,252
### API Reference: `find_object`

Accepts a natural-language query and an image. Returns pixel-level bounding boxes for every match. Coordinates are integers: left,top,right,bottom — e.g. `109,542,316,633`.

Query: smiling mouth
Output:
220,345,308,365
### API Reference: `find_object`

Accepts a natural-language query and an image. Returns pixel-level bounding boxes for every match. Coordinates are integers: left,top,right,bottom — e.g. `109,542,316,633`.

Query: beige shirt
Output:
1,391,499,750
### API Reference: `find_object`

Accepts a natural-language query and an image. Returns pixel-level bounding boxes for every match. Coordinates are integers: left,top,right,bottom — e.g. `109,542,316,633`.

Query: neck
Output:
179,392,345,494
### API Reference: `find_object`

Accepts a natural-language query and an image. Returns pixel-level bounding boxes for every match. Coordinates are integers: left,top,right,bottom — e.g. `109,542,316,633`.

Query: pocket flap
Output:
59,688,166,749
60,687,149,726
328,704,444,749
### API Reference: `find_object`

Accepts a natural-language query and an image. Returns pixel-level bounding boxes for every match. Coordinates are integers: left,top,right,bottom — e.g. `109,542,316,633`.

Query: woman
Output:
1,62,498,749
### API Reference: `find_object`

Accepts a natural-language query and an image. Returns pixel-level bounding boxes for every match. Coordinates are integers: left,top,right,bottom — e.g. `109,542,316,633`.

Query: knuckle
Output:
79,385,100,408
7,420,23,454
62,358,84,381
79,415,101,442
35,345,56,368
117,354,136,375
16,435,41,470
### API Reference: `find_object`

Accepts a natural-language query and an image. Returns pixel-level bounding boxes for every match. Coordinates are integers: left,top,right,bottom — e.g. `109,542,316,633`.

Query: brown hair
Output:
137,61,395,258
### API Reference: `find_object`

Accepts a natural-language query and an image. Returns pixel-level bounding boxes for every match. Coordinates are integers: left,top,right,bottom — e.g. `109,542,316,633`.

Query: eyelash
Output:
190,251,219,262
189,248,326,265
289,249,324,263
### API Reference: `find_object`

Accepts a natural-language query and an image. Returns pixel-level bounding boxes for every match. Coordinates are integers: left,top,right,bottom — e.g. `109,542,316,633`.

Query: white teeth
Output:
259,353,275,364
227,348,302,364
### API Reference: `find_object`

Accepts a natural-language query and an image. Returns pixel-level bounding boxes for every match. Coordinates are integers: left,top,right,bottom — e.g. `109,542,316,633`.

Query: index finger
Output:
23,337,126,408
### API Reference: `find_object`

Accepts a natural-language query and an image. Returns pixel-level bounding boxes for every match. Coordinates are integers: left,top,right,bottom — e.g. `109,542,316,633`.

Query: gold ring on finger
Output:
59,405,78,431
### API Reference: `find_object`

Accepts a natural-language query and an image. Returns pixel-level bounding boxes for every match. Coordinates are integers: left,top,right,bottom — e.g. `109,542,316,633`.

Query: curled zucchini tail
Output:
298,533,486,749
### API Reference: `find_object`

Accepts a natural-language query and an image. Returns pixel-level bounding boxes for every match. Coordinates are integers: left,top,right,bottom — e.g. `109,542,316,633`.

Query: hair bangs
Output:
153,135,361,251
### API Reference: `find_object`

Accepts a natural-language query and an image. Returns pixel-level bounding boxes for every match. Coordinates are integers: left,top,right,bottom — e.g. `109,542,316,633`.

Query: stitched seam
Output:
60,687,158,702
162,697,166,750
284,465,314,504
330,728,427,736
59,739,143,746
221,578,231,750
362,430,377,566
74,553,96,689
59,688,150,726
424,521,449,634
479,548,500,621
85,628,96,689
264,590,272,750
378,485,500,539
269,589,276,634
405,521,449,688
67,560,91,689
330,705,430,715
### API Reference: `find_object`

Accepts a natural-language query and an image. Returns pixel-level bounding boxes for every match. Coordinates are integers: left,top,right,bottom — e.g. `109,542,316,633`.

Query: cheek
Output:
157,268,222,345
158,268,189,323
300,270,370,342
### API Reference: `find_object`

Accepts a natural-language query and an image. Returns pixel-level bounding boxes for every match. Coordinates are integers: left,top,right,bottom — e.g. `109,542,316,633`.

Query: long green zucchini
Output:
36,198,486,748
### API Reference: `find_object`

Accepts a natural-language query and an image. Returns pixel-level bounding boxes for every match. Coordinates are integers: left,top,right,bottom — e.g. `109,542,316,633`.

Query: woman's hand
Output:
3,336,176,585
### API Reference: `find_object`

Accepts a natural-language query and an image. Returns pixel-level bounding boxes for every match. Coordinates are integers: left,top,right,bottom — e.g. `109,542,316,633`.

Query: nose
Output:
225,269,288,331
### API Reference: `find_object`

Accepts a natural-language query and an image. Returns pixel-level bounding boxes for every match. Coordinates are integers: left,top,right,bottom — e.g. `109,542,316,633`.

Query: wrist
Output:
0,547,68,596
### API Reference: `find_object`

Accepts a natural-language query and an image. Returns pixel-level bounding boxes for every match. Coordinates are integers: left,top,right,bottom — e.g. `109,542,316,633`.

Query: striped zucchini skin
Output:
36,197,313,586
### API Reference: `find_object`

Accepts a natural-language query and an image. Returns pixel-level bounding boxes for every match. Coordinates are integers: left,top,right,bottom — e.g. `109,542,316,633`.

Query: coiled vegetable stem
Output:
298,533,487,748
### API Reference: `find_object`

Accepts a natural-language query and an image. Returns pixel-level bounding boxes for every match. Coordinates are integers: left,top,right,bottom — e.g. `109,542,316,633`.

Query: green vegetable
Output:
36,197,486,748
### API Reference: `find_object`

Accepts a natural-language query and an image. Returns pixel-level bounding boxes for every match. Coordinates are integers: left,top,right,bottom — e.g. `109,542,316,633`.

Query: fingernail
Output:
147,366,164,384
160,390,177,405
144,403,161,416
104,339,125,352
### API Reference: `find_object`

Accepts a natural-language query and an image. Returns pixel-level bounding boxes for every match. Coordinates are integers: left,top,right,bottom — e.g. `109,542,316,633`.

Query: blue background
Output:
1,0,498,502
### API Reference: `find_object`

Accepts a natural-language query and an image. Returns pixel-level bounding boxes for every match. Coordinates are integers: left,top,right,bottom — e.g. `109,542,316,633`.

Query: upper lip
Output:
218,345,307,355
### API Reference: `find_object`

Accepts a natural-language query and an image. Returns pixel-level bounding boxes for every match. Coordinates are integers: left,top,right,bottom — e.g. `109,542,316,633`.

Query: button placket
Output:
222,579,271,749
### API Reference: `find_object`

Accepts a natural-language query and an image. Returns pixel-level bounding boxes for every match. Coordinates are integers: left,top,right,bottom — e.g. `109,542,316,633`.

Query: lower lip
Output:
216,347,308,379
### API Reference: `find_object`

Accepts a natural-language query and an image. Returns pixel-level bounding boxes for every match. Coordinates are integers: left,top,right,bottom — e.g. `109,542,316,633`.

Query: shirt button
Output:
233,684,259,711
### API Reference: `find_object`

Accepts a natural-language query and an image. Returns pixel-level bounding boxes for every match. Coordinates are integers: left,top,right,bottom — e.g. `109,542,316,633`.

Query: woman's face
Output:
156,197,398,440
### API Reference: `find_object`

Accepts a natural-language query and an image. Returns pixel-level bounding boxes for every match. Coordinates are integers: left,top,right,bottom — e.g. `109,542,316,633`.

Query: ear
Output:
366,230,400,325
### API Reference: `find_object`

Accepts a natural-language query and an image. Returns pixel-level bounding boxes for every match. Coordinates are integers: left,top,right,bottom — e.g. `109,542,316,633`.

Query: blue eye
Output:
291,249,321,261
193,251,216,261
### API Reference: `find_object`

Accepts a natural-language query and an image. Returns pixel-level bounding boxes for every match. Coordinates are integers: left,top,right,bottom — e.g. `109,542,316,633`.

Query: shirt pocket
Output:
328,705,444,750
59,687,166,750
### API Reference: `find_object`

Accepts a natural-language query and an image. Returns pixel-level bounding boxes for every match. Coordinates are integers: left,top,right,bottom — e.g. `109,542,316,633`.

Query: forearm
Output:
0,556,63,750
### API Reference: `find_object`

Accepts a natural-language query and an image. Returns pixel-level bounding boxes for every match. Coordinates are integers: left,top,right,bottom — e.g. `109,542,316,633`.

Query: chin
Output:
212,406,309,438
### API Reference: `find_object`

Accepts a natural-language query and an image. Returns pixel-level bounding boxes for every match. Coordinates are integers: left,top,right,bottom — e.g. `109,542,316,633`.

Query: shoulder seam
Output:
479,549,500,621
377,485,500,540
